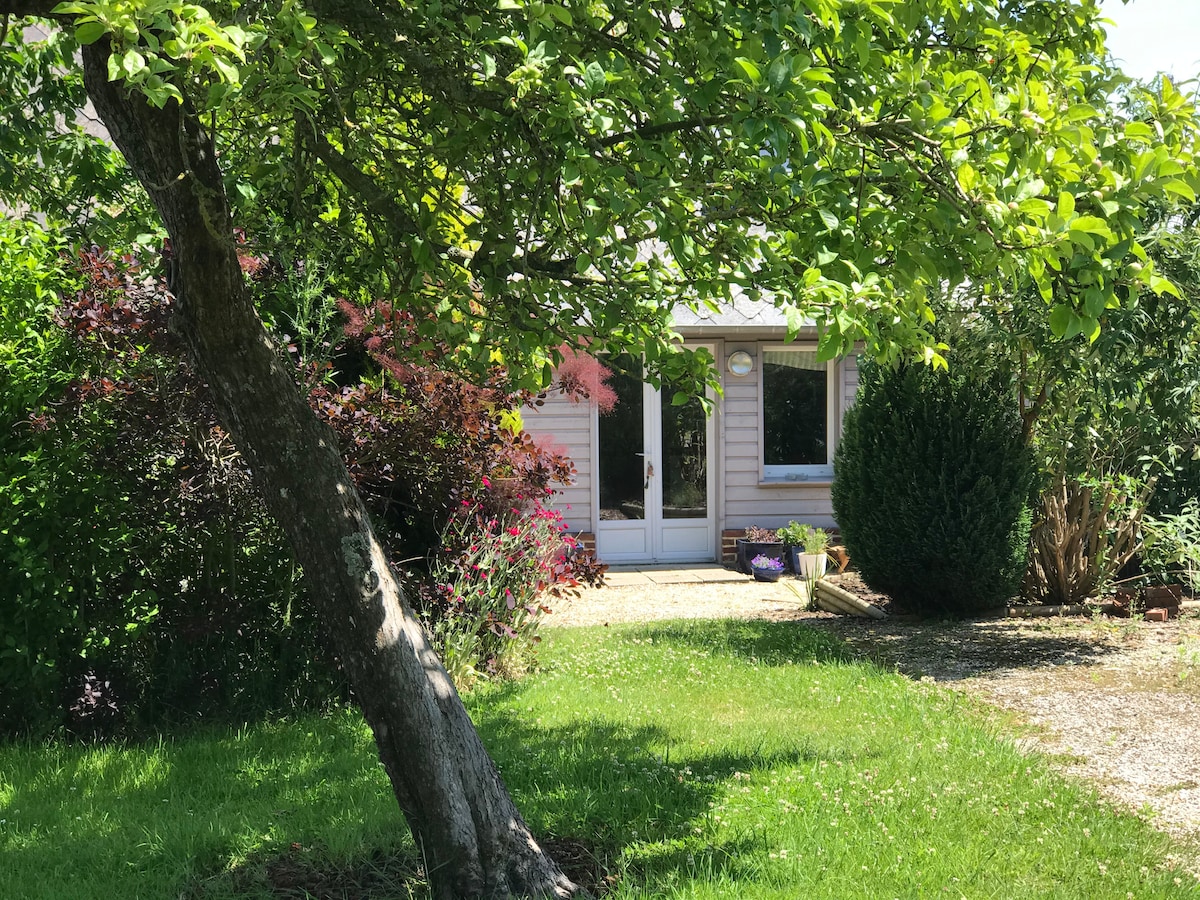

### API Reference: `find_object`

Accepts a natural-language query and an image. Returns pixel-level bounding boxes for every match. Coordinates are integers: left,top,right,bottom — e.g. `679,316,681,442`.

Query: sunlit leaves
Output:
34,0,1200,384
53,0,258,106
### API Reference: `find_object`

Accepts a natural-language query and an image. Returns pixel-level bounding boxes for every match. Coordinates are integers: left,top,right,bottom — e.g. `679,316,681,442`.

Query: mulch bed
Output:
823,570,893,611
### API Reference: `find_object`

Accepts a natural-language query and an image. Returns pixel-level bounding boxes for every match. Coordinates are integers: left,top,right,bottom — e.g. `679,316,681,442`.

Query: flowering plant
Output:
426,495,605,687
749,554,784,571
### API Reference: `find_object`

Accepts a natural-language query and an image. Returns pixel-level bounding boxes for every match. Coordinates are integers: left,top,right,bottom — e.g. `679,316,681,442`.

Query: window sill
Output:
759,476,833,487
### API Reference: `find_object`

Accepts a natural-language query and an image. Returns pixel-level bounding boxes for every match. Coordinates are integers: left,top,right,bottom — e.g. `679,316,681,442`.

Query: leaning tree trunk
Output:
79,41,576,900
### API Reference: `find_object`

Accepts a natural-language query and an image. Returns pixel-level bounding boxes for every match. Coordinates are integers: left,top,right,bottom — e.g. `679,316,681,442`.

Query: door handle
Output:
644,461,654,489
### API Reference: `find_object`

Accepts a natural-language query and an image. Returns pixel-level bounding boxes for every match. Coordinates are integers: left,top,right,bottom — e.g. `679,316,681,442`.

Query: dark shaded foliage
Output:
4,246,603,738
1,247,350,739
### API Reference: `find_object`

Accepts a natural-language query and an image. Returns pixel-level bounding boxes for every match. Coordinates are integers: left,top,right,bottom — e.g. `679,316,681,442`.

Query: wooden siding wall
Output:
840,353,860,437
720,350,858,532
521,351,861,541
520,395,593,534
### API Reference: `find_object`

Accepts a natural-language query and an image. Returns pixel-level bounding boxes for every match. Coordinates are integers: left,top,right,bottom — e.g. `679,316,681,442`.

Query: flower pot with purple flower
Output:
750,554,785,583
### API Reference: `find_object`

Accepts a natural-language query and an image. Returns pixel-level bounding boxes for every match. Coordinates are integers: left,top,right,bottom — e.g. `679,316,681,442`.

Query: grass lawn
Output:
2,619,1196,898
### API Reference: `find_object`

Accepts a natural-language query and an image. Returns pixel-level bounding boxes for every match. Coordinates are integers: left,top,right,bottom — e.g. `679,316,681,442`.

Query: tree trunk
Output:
79,42,577,900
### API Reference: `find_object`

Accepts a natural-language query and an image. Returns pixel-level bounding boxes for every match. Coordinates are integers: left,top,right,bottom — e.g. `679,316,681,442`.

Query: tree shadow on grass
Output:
627,617,855,667
182,841,422,899
801,615,1128,681
5,619,893,899
467,705,866,892
178,710,836,897
617,612,1129,683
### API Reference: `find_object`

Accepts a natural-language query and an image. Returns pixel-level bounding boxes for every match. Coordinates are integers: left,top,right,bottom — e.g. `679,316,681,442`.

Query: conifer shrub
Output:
831,361,1036,616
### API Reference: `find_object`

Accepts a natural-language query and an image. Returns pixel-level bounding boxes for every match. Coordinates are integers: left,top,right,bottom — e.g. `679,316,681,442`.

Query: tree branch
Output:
305,123,608,285
304,0,512,113
597,114,732,149
304,125,473,266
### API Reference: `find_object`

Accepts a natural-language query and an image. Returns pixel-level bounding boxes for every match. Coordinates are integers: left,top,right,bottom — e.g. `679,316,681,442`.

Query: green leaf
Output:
74,21,108,45
767,55,791,92
1070,216,1110,235
1057,191,1075,218
122,50,147,78
583,61,605,93
1017,198,1051,217
1164,180,1197,202
1062,103,1096,123
1082,287,1106,318
734,57,762,83
1124,121,1155,141
1149,274,1182,298
546,4,573,25
1048,304,1073,338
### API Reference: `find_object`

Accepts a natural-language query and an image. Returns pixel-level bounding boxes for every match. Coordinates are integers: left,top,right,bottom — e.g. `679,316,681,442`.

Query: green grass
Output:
0,711,411,899
2,620,1197,898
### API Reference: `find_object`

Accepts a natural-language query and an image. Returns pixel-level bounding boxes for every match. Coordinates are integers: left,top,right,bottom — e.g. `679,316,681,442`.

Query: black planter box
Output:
735,539,786,574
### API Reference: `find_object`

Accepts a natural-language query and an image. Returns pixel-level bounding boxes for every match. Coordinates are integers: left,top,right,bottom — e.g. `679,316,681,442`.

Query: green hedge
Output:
0,228,348,739
831,361,1036,616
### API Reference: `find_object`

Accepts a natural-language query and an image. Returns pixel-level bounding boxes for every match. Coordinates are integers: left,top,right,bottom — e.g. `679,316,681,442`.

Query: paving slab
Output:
602,564,749,586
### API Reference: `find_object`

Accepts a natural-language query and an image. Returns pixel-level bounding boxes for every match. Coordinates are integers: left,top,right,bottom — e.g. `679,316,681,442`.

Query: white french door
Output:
594,351,716,563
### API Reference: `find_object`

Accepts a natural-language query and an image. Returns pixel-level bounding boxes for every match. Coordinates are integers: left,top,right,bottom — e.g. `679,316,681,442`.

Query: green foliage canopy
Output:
3,0,1198,387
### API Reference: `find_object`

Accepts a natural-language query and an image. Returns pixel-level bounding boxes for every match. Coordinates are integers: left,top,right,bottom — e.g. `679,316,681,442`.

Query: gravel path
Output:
548,576,1200,849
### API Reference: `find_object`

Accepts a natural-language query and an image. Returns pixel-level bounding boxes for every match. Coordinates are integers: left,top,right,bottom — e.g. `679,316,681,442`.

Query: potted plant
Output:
735,525,784,574
797,527,830,580
749,554,785,583
777,521,814,574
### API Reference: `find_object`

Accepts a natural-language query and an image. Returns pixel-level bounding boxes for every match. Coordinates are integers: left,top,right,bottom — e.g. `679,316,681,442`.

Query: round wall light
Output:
727,350,754,376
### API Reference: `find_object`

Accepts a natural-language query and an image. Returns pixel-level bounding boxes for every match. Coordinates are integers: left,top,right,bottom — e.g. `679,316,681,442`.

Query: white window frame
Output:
759,342,837,483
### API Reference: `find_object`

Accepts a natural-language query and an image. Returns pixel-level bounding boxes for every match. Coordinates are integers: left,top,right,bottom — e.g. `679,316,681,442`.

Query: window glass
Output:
762,349,829,474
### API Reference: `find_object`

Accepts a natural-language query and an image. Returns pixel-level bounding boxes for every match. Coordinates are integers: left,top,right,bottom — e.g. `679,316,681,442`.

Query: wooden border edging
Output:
814,579,887,619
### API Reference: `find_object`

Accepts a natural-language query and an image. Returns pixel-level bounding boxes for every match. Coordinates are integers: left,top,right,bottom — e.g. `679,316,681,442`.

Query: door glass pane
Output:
661,383,707,520
598,356,645,520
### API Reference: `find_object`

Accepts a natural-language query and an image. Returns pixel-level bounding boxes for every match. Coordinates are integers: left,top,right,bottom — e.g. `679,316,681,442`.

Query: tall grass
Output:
1,620,1195,898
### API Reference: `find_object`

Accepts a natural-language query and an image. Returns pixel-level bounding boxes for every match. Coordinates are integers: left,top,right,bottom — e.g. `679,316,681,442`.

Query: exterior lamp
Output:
727,350,754,376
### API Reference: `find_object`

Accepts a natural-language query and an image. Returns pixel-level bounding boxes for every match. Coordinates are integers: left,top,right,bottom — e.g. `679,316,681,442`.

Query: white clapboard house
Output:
522,298,860,565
